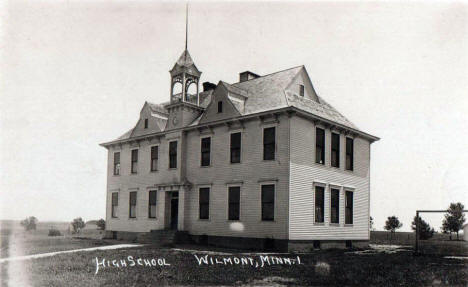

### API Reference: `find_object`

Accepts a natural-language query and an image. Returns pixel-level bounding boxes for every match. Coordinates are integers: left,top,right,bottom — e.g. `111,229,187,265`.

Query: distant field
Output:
370,230,454,245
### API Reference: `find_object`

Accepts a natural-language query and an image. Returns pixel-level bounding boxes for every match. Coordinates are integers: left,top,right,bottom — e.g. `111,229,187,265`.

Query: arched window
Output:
172,82,183,102
186,81,198,104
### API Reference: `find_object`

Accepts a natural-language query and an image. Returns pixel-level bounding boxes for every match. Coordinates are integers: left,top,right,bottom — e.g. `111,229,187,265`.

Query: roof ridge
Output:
232,65,304,85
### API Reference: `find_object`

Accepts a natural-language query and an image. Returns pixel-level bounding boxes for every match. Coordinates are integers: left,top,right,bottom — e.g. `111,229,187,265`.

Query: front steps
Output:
137,230,190,246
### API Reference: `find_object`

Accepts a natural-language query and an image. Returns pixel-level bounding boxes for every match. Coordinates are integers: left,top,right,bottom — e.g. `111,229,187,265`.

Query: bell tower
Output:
166,4,204,130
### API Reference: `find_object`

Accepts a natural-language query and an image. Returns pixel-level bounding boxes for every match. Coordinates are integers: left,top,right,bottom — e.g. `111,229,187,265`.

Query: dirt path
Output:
5,230,30,286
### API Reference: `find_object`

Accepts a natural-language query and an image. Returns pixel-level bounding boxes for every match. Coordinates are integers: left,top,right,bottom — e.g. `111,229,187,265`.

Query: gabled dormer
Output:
130,102,168,137
285,66,319,102
199,82,245,124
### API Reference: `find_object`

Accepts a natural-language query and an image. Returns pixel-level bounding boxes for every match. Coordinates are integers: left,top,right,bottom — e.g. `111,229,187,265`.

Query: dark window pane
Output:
169,141,177,169
331,189,339,223
218,101,223,113
315,186,324,223
129,192,137,218
346,138,354,171
299,84,305,97
149,190,157,218
112,192,118,218
331,133,340,168
228,186,240,220
199,188,210,219
151,146,158,171
201,137,211,166
230,133,241,163
261,185,275,221
345,191,353,224
316,128,325,164
113,152,120,175
263,127,275,160
144,118,148,129
131,150,138,173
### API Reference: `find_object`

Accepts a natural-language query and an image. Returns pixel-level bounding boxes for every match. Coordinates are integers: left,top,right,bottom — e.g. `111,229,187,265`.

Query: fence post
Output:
415,211,419,254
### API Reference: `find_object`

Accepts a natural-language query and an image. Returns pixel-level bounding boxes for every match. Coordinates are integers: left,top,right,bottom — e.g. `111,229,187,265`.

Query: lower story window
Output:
199,188,210,220
111,192,118,218
261,184,275,221
148,190,157,218
345,191,354,224
129,192,137,218
228,186,240,221
330,188,340,224
315,186,325,223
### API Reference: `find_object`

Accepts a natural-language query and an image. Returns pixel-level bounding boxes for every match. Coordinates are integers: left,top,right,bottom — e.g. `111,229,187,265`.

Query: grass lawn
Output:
2,244,467,286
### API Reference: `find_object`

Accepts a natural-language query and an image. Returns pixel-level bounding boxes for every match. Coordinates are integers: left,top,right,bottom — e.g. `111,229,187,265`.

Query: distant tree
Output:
370,216,374,231
384,216,402,238
20,216,38,231
96,219,106,230
48,228,61,237
411,216,434,240
441,202,465,240
71,217,86,234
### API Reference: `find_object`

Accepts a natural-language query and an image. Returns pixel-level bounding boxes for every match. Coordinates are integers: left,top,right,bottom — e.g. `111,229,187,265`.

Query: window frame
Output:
217,101,223,113
150,145,159,172
148,190,157,219
144,118,148,129
230,132,242,164
111,192,118,218
315,127,325,165
113,152,120,176
129,191,137,219
131,149,138,174
169,141,178,169
227,185,241,221
346,137,354,171
261,184,275,221
198,187,210,220
200,136,211,167
330,187,340,224
314,185,325,223
345,190,354,225
299,84,305,97
331,132,340,168
263,126,276,161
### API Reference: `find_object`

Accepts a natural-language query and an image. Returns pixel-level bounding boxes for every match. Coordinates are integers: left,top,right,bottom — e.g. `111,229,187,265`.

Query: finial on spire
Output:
185,2,188,51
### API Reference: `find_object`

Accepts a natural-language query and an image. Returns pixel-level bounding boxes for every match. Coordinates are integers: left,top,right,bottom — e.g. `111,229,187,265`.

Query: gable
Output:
130,102,168,137
199,83,242,124
285,67,319,102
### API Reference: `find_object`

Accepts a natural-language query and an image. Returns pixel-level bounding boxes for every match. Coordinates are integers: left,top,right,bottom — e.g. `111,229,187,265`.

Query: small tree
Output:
411,216,434,240
370,216,374,231
20,216,38,231
384,216,402,239
441,202,465,240
71,217,86,234
96,219,106,230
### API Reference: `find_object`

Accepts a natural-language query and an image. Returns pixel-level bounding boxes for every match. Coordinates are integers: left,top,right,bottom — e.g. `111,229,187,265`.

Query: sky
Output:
1,1,467,231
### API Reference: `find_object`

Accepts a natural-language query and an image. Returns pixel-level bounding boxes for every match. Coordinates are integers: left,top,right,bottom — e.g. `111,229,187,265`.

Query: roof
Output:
176,50,194,67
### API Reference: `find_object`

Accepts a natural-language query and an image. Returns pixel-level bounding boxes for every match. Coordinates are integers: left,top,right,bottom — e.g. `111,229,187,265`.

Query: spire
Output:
185,3,188,51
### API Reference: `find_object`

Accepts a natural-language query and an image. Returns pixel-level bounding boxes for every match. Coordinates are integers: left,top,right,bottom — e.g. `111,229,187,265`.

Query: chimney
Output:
202,82,217,92
239,71,260,82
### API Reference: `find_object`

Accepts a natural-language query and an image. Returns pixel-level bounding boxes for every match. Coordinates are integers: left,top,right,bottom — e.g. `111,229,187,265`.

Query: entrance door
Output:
170,192,179,230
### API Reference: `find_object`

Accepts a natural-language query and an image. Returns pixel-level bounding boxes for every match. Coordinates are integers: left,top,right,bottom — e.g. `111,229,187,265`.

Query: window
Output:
201,137,211,167
345,191,353,224
144,118,148,129
199,188,210,220
111,192,118,218
113,152,120,175
131,149,138,174
299,84,305,97
331,133,340,168
217,101,223,113
129,191,137,218
315,128,325,164
230,132,241,163
315,186,324,223
346,138,354,171
169,141,177,169
228,186,240,220
261,185,275,221
330,188,340,224
148,190,157,218
263,127,276,160
150,146,158,171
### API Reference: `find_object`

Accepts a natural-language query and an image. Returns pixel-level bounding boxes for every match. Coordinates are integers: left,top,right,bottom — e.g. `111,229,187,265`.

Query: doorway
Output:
170,192,179,230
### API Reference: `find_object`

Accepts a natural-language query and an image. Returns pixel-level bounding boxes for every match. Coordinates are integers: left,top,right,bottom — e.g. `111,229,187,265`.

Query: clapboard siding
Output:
184,115,290,239
289,116,371,240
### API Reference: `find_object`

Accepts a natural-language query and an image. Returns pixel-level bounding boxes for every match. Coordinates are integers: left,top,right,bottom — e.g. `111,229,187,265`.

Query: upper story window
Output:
131,149,138,174
150,146,158,171
331,133,340,168
315,128,325,165
315,185,324,223
129,191,137,218
144,118,148,129
169,141,178,169
111,192,118,218
263,127,276,161
330,188,340,224
201,137,211,167
217,101,223,113
346,138,354,171
230,132,241,163
299,84,305,97
345,190,354,224
199,187,210,220
148,190,157,218
113,152,120,175
261,184,275,221
228,186,241,221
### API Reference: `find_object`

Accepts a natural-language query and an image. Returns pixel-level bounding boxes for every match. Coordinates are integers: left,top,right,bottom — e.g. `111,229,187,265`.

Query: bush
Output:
96,219,106,230
20,216,38,231
48,228,62,236
71,217,86,234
